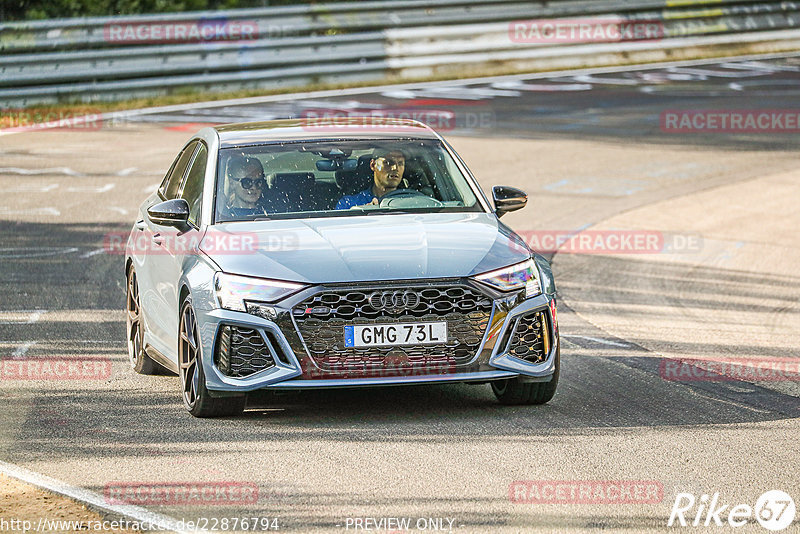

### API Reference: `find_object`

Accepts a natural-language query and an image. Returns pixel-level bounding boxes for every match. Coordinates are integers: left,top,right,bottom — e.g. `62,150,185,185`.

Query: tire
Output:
179,296,246,418
126,267,160,375
491,344,560,405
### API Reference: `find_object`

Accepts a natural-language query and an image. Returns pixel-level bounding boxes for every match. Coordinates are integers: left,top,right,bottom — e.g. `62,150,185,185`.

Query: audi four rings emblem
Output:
368,290,420,311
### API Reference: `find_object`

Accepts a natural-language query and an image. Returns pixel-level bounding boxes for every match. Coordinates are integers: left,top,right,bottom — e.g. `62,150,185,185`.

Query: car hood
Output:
203,213,530,284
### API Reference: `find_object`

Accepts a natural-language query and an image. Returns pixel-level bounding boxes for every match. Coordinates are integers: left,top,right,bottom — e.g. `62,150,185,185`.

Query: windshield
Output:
214,139,483,222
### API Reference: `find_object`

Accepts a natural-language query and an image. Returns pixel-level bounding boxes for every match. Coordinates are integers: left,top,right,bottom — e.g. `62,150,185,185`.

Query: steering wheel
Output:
380,188,444,208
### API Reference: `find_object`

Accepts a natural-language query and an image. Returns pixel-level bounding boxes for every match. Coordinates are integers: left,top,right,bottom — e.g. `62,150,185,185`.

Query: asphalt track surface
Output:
1,55,799,533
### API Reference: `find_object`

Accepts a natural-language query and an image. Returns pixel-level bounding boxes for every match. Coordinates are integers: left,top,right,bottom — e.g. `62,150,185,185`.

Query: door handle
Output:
152,233,164,246
134,220,146,231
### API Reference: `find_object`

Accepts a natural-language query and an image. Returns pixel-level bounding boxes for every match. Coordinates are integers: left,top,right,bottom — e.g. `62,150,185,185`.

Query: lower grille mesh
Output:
215,326,275,377
506,312,548,363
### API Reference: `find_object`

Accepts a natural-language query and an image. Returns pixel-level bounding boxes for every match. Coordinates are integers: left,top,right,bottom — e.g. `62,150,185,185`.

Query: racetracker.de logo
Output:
104,19,259,44
104,229,290,256
660,357,800,382
298,109,494,132
512,230,703,255
0,358,112,380
0,109,102,133
661,110,800,133
509,18,665,43
509,480,664,504
303,360,458,380
104,482,259,505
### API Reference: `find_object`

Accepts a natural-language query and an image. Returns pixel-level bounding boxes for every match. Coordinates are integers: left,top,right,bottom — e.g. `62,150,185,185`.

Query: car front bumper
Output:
195,279,559,393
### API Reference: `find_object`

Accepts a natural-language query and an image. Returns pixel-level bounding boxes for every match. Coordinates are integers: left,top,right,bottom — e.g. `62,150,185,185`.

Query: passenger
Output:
222,156,268,219
335,148,405,210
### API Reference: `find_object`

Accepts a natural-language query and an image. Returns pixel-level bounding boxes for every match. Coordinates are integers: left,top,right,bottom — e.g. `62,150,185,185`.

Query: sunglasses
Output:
233,177,266,189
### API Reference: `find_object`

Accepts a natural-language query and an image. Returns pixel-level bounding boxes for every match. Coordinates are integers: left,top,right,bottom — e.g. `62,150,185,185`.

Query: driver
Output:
222,155,269,219
335,148,405,210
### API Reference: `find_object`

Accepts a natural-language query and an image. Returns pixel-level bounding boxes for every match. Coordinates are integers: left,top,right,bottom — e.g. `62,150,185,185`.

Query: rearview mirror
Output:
316,159,357,172
147,199,190,228
492,186,527,218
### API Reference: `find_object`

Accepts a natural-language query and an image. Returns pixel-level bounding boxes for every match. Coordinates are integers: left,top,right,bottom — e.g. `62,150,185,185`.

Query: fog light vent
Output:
214,325,276,377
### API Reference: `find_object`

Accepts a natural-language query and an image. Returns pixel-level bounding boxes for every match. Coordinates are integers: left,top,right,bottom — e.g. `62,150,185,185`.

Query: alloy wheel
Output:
126,269,143,368
179,303,200,410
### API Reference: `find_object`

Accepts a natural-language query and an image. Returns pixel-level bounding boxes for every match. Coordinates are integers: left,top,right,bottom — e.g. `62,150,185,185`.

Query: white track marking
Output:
0,207,60,216
142,184,159,194
294,99,381,110
27,311,44,324
0,167,85,176
0,460,192,534
66,183,115,193
98,52,800,118
6,184,59,193
0,310,47,325
563,334,631,347
0,247,75,258
667,66,773,78
383,86,522,99
491,81,593,91
724,60,800,72
115,167,138,176
571,74,642,85
80,248,107,258
12,342,36,358
108,207,129,215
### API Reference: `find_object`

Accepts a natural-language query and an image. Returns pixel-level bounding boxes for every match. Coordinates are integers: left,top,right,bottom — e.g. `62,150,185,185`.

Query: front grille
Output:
291,283,493,372
215,325,275,377
506,311,548,363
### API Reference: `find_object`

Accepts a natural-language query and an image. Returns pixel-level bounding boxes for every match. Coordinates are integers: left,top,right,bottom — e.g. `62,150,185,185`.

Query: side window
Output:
161,141,198,199
180,143,208,227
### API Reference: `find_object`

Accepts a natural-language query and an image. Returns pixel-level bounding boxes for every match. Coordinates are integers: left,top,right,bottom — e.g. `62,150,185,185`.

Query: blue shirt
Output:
335,188,377,210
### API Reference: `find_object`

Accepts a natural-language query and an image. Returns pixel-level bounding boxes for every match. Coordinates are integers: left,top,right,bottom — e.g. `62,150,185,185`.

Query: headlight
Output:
474,259,541,297
214,272,306,311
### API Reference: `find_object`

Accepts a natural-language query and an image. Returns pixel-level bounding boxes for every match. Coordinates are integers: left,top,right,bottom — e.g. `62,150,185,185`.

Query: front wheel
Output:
491,345,560,405
179,296,246,418
126,267,160,375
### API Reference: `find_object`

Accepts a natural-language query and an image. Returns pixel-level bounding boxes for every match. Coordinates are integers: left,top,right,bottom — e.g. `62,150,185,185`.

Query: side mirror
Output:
147,198,190,228
492,186,527,218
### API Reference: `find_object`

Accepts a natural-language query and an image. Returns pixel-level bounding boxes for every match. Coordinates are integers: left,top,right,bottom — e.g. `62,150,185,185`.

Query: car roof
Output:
212,117,441,148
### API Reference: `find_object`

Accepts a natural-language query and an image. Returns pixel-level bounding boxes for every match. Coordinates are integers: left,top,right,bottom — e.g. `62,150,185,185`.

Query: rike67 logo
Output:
668,490,796,531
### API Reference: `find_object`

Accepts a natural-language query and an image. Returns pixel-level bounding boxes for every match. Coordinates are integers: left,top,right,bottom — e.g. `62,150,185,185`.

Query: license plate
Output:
344,322,448,348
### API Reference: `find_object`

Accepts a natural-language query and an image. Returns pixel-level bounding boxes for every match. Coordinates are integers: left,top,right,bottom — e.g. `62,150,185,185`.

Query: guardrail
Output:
1,0,799,107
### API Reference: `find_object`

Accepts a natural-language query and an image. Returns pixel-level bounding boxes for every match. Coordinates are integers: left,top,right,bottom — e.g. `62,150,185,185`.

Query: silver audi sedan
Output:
125,118,559,417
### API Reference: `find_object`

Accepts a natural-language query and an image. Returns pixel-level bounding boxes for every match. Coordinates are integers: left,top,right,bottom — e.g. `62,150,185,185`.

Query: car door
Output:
139,141,199,355
150,142,209,360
